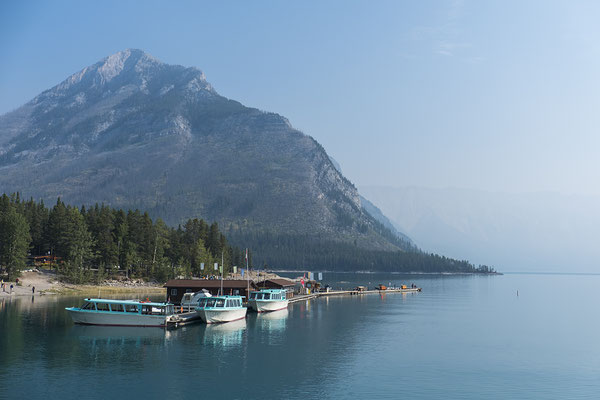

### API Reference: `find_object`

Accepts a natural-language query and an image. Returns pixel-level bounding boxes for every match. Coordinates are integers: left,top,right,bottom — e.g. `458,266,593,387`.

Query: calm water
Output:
1,273,599,399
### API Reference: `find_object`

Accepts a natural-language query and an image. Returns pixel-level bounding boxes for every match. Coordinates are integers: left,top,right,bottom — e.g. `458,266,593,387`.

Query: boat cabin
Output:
197,296,244,309
249,289,287,301
77,299,175,315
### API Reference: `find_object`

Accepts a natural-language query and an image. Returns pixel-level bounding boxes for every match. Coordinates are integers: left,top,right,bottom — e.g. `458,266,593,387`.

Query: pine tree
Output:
0,205,31,280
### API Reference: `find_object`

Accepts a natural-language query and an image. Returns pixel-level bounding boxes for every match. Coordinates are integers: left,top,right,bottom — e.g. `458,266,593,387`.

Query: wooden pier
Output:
168,311,201,327
289,287,421,303
167,287,422,327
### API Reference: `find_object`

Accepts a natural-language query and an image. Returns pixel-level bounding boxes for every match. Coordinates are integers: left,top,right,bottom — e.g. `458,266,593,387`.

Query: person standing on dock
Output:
32,286,35,294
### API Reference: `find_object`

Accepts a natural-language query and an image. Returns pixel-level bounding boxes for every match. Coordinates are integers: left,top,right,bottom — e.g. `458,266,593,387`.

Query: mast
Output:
246,248,249,297
220,251,224,296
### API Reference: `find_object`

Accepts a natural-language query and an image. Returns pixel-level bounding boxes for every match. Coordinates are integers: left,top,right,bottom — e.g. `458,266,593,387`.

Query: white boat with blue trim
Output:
195,295,247,324
65,298,177,327
248,289,289,313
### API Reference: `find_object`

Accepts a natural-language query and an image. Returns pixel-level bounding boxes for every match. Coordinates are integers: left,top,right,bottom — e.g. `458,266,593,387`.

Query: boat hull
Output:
248,299,289,313
196,307,247,324
66,308,169,327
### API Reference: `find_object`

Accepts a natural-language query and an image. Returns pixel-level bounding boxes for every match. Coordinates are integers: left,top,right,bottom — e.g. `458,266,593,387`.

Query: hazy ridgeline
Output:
362,186,600,273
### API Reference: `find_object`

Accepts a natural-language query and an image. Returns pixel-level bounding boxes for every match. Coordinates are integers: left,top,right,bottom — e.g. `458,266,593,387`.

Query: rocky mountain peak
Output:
30,49,213,107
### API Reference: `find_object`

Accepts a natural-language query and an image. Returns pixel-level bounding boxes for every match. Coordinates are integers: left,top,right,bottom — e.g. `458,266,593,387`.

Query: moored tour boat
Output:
65,298,176,327
248,289,289,313
195,295,247,324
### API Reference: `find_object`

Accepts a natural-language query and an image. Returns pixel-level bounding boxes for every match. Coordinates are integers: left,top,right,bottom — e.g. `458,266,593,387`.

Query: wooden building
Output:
258,278,297,297
164,279,257,304
259,278,296,290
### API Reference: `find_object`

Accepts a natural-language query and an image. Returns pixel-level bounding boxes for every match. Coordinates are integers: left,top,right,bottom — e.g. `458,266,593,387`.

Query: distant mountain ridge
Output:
0,49,422,268
361,185,600,272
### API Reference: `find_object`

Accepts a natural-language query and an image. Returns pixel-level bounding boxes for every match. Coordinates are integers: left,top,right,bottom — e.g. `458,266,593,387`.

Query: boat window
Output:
142,305,152,315
198,298,208,307
167,305,174,315
206,298,217,308
225,300,232,307
249,293,256,299
185,289,192,293
152,307,165,315
125,304,139,313
110,303,124,312
96,303,110,312
215,299,225,308
256,293,263,300
263,293,270,300
81,301,94,310
236,299,241,307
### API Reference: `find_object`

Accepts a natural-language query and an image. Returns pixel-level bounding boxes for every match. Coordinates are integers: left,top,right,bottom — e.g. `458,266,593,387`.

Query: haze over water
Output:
1,273,598,399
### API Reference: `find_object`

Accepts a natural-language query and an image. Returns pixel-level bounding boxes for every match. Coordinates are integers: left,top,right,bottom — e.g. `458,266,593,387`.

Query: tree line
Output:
229,231,495,273
0,193,246,283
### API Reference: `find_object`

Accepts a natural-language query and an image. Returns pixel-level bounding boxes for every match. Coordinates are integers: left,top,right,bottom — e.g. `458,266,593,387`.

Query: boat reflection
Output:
202,318,246,347
70,325,173,347
255,308,289,332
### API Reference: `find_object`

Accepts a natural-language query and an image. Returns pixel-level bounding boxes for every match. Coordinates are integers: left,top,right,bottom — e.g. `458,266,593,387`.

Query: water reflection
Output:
255,309,288,332
70,325,173,346
201,319,246,347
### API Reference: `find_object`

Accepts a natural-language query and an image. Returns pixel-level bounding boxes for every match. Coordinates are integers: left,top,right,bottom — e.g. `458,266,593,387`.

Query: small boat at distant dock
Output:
195,295,247,324
248,289,289,313
65,298,177,327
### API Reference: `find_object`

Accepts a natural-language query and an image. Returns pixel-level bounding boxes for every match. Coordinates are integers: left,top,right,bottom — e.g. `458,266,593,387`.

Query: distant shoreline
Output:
271,269,503,276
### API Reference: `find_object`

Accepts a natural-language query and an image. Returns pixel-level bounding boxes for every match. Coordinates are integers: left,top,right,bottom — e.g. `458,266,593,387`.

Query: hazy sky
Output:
2,1,599,196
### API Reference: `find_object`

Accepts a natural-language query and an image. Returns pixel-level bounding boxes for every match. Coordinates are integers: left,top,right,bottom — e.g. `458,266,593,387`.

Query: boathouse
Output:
164,279,257,304
258,278,297,297
259,278,296,290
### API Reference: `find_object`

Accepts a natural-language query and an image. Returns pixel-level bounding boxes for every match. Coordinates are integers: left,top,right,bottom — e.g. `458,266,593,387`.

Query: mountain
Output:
327,155,414,247
359,195,414,246
360,185,600,272
0,49,426,265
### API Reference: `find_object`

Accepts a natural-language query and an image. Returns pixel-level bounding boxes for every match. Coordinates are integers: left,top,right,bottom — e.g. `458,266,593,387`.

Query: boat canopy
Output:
83,298,173,307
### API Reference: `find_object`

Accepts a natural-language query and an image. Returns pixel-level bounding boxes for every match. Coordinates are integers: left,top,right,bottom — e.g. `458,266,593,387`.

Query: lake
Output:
1,273,599,399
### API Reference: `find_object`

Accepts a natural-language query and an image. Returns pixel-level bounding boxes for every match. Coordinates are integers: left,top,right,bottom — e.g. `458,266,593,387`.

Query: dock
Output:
168,311,201,327
167,287,422,327
289,287,421,303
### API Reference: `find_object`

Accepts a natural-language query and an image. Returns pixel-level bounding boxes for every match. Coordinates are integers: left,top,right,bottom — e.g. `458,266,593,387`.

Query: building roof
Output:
164,279,256,289
262,278,296,287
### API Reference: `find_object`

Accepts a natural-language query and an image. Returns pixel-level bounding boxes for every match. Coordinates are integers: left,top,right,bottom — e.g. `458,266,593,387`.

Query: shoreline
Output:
270,269,502,275
1,268,502,298
1,270,165,298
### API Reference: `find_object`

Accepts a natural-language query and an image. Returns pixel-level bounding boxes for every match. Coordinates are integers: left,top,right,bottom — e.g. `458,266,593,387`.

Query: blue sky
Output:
2,0,599,196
